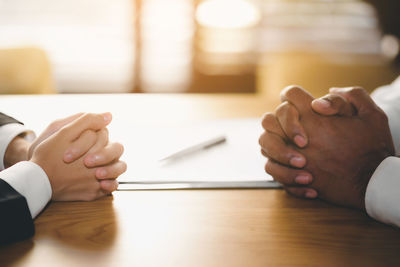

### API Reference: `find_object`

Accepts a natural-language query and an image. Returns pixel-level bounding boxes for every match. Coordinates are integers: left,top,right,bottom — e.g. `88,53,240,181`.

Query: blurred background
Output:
0,0,399,97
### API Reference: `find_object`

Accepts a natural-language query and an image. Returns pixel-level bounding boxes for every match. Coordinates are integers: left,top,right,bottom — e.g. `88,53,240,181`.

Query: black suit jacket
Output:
0,113,34,245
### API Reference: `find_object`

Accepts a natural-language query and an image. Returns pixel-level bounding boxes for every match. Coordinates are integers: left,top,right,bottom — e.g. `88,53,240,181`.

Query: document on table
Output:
116,118,280,190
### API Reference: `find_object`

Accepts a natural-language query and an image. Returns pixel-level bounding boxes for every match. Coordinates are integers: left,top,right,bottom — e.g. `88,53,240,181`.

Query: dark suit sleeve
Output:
0,179,34,245
0,113,34,245
0,112,22,126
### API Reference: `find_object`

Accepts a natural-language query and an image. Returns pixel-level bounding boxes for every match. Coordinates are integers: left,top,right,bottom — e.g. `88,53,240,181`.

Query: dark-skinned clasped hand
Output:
259,86,395,210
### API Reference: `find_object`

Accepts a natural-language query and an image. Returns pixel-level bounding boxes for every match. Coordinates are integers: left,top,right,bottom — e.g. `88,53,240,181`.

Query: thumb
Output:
328,87,378,117
60,112,112,141
280,85,315,115
311,93,356,116
27,113,85,159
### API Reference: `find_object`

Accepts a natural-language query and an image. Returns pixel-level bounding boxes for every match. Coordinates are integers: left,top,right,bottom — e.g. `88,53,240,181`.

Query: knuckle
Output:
98,128,109,140
379,110,389,123
371,108,389,123
350,86,365,92
113,162,127,176
261,112,276,129
82,112,98,122
275,102,290,118
265,161,273,174
258,132,268,148
115,142,124,154
113,182,120,191
261,112,274,121
260,148,269,158
276,103,302,137
120,161,128,173
326,94,343,103
347,86,366,97
326,95,347,111
281,85,304,100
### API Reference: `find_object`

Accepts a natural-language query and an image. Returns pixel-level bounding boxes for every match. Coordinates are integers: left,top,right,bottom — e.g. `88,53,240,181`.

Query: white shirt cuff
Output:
0,161,52,218
0,123,35,170
365,156,400,227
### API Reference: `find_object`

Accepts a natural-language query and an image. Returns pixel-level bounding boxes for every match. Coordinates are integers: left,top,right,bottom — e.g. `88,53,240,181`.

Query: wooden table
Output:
0,94,399,266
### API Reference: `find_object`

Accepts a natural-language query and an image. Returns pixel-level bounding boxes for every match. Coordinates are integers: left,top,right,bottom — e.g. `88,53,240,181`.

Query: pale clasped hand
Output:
29,112,126,201
259,86,394,210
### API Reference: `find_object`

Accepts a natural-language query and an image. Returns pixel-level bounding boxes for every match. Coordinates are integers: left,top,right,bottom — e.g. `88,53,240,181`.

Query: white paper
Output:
117,118,273,183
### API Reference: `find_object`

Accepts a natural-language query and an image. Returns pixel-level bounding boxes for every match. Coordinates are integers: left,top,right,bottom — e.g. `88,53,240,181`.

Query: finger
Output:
261,112,304,166
275,102,308,147
84,142,124,168
99,179,119,193
95,161,127,179
28,113,85,159
48,113,84,133
265,159,313,186
69,181,107,202
312,93,356,116
261,112,285,137
259,131,306,168
280,85,314,114
85,127,109,155
52,176,100,201
285,186,318,199
87,182,108,201
94,190,108,200
61,112,112,141
63,129,97,163
329,87,379,117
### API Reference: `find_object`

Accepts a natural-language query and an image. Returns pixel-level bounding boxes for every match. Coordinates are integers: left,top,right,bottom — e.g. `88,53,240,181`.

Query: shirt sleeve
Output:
0,161,52,218
371,76,400,155
0,123,35,170
365,157,400,227
366,78,400,226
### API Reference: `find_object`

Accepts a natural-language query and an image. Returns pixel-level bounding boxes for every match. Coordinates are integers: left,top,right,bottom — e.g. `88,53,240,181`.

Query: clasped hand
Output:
259,86,394,210
7,112,126,201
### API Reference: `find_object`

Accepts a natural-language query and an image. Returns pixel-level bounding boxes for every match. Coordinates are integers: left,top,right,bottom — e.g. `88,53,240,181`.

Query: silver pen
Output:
159,135,227,162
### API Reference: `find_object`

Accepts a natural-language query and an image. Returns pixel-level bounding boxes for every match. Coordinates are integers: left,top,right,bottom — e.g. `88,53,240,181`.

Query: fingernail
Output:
103,113,112,122
295,175,312,184
315,99,330,108
87,155,101,165
305,190,317,198
64,153,73,162
294,135,307,147
97,169,107,178
86,156,95,165
289,156,305,168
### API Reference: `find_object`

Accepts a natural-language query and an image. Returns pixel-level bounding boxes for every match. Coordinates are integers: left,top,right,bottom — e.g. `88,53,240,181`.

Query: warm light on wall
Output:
0,0,135,93
196,0,260,29
140,0,194,92
194,0,260,75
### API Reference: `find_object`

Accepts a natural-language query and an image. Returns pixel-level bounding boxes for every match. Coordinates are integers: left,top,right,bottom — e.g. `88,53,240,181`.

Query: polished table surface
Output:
0,93,400,266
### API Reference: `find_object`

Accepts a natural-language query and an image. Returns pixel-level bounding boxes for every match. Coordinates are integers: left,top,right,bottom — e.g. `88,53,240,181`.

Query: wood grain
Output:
0,94,399,267
1,190,400,267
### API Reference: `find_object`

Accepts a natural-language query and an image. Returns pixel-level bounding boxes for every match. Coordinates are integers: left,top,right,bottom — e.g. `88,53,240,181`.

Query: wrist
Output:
4,136,30,168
